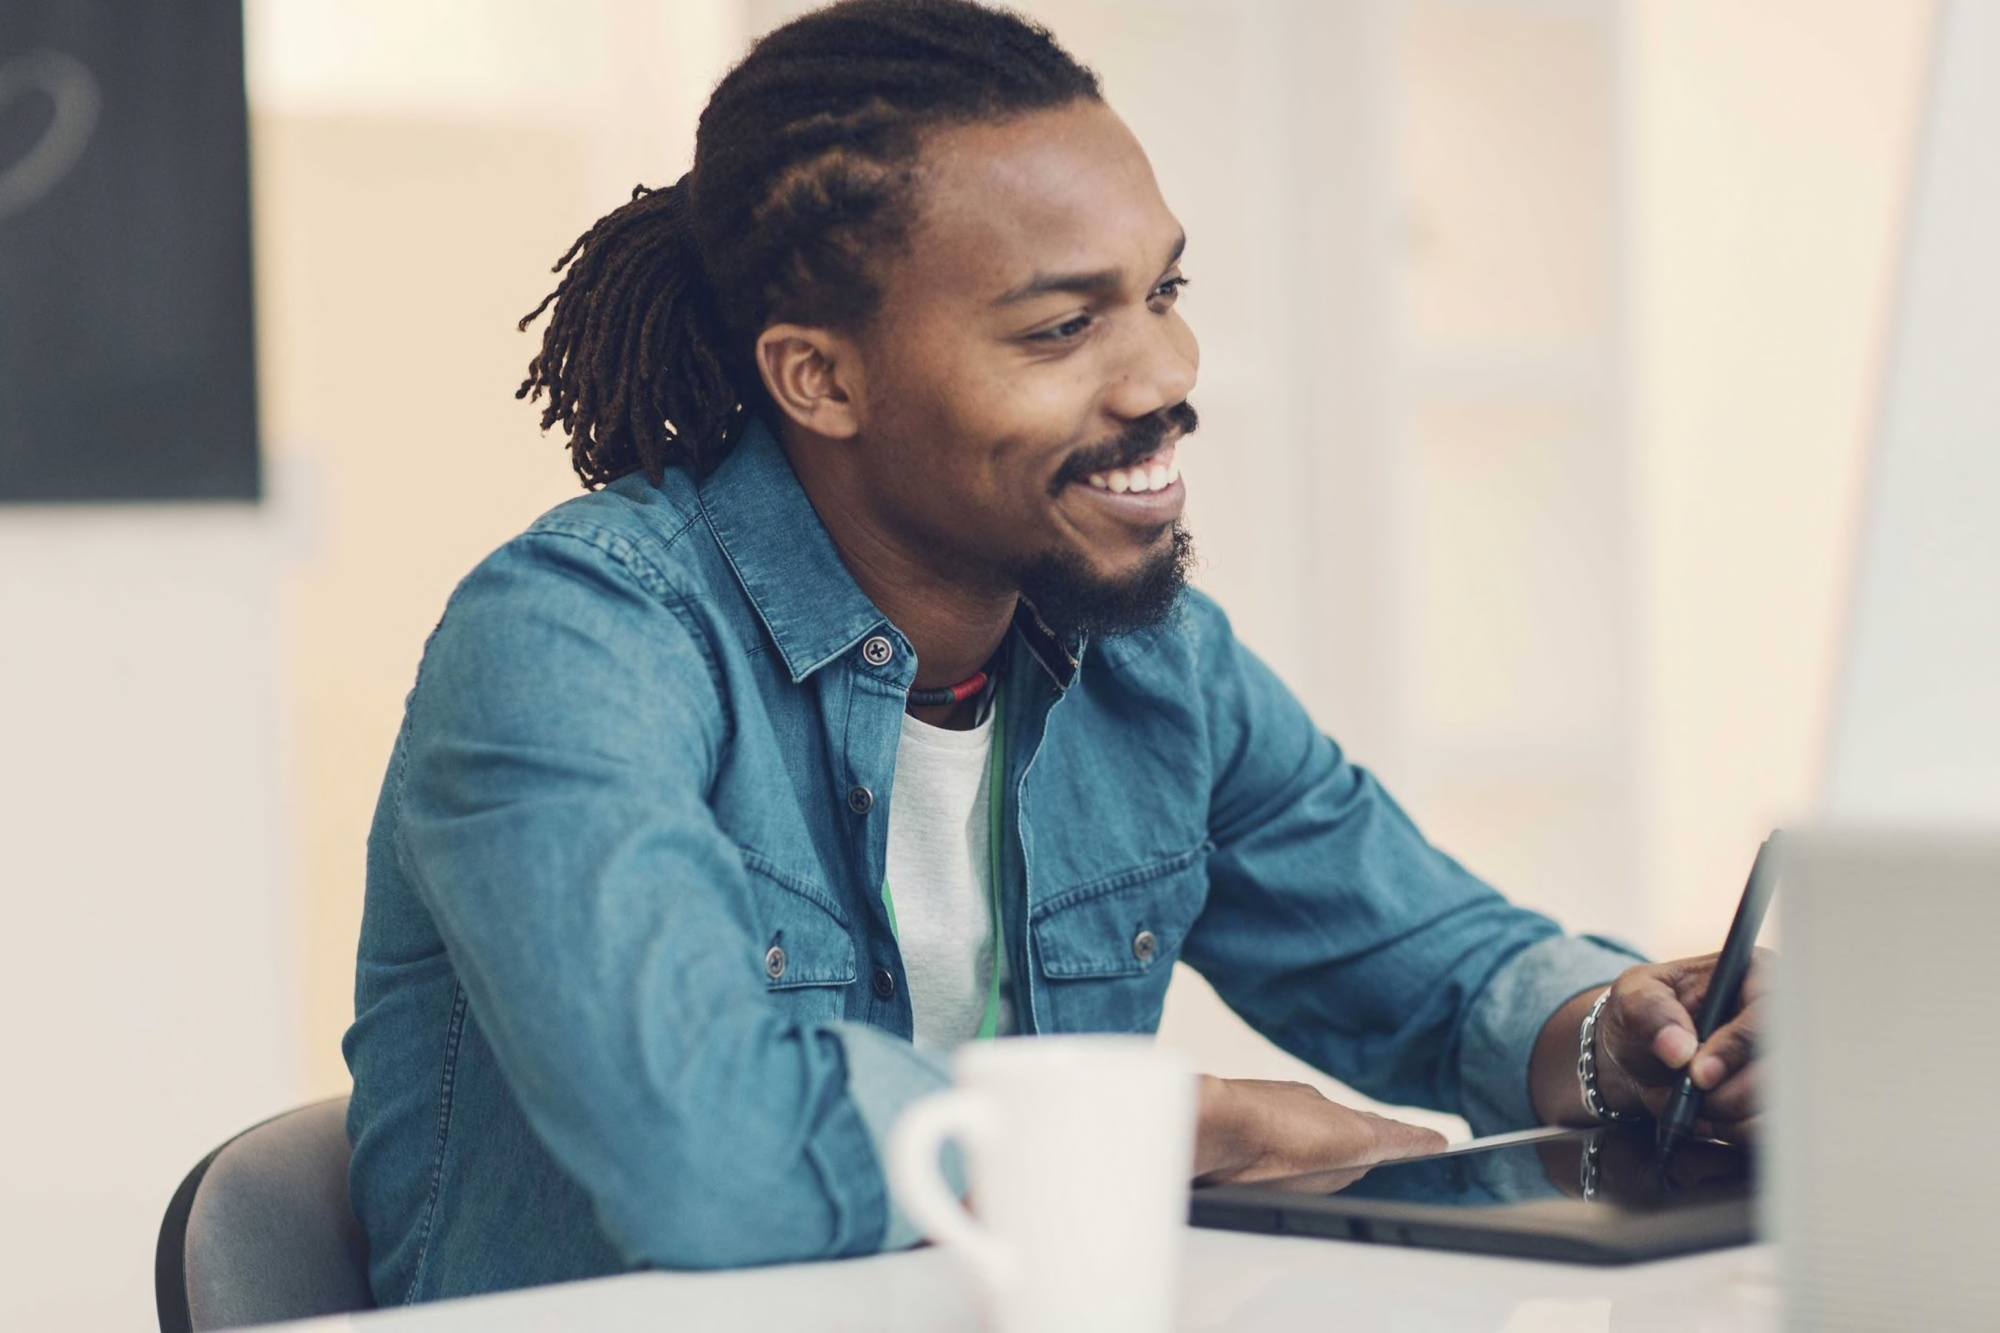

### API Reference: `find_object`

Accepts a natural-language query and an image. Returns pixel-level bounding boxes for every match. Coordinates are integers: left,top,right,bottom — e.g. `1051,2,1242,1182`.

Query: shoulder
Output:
514,467,710,602
420,467,731,693
1089,584,1242,678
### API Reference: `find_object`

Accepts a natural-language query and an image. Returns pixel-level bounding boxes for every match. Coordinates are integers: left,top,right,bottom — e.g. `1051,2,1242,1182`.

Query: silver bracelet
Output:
1577,987,1644,1123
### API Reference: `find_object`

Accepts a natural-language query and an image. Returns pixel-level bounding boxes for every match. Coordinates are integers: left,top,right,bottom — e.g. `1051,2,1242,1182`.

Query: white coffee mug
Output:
888,1035,1197,1333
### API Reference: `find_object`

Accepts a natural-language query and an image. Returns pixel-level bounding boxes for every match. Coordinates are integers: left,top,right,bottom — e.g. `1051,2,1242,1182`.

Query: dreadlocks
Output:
516,0,1103,490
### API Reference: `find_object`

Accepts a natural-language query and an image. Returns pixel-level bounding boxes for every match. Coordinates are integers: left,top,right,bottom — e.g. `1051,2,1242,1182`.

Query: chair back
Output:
156,1096,373,1331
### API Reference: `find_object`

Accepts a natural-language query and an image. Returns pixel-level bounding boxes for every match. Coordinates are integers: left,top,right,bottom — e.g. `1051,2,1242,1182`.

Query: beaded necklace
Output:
904,654,999,710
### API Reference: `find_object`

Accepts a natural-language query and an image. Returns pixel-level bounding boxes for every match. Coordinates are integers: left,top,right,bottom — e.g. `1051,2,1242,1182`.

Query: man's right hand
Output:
1191,1075,1449,1193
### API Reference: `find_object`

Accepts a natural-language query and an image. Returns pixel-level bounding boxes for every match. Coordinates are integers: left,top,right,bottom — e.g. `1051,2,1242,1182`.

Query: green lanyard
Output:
879,689,1008,1040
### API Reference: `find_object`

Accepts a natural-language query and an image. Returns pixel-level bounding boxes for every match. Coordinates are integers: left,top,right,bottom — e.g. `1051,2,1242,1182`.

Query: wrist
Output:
1193,1075,1251,1180
1578,988,1647,1123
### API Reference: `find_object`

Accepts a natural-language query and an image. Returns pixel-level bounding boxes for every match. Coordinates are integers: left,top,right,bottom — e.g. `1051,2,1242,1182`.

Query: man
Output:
345,0,1764,1305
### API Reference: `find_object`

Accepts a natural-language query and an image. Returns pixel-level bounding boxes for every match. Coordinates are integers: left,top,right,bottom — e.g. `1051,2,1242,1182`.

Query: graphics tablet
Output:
1189,1124,1754,1265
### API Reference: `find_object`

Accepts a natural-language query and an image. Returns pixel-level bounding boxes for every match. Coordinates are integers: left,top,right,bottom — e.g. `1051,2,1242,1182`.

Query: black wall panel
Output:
0,2,259,502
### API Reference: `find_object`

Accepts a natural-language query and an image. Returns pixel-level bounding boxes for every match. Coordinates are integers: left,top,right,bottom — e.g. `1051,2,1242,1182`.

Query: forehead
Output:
890,100,1178,309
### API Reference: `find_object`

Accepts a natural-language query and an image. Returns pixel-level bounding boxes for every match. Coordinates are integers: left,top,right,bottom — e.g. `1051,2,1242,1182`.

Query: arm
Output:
1178,594,1646,1136
395,529,948,1268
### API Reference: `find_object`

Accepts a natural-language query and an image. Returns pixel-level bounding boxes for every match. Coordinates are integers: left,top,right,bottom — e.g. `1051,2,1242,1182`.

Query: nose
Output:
1102,306,1198,423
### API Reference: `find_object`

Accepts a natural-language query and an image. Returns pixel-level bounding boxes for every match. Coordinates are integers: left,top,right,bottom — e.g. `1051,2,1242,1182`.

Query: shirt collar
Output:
698,410,1086,689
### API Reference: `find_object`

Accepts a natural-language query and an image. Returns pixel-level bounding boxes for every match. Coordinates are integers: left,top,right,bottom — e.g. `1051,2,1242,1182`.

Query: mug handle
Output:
888,1089,1018,1301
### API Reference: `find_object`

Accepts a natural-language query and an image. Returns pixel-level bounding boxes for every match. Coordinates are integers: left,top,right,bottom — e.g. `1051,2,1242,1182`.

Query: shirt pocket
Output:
739,848,857,1024
1030,841,1211,1033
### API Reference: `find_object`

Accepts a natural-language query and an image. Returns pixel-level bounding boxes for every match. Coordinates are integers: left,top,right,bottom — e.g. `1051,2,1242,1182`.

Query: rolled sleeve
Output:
1457,932,1650,1136
830,1023,960,1251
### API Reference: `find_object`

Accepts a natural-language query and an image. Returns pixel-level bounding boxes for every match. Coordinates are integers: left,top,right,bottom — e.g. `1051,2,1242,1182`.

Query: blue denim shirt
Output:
343,411,1645,1303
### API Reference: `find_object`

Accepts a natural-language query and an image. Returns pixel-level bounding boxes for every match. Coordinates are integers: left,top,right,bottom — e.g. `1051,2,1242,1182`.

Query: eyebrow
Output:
990,229,1187,307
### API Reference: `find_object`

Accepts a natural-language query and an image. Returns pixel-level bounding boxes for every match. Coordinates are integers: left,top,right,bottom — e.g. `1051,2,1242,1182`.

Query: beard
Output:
1014,520,1196,644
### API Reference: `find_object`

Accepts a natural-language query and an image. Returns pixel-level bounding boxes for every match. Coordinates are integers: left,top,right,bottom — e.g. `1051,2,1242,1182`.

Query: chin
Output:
1016,522,1196,641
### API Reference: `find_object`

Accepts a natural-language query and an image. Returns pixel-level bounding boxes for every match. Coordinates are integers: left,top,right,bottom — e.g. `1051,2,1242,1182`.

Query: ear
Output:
753,323,865,440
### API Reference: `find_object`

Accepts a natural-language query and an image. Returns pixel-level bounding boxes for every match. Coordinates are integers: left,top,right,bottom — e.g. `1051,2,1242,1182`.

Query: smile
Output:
1065,440,1186,525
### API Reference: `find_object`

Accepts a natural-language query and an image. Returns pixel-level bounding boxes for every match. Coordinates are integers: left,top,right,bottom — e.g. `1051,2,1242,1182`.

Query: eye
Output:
1032,314,1096,344
1026,276,1192,346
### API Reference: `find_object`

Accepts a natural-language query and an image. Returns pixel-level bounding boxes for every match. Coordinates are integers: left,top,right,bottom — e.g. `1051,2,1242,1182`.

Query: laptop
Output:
1189,1122,1753,1265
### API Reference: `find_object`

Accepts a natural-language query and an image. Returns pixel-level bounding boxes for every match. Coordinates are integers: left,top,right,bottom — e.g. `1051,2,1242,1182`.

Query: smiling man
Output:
343,0,1764,1305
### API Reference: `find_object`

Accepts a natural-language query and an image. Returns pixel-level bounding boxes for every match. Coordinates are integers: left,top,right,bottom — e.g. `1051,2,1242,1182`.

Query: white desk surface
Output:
277,1230,1777,1332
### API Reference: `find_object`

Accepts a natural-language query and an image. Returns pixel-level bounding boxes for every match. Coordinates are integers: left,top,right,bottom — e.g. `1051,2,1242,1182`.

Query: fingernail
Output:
1693,1054,1725,1088
1660,1026,1696,1065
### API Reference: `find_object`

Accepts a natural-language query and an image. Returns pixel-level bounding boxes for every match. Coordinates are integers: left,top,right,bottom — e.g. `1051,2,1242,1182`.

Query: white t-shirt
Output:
884,706,1015,1051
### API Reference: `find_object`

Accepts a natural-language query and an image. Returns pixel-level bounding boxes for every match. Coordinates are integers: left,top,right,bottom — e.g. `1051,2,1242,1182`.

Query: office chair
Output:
156,1096,374,1331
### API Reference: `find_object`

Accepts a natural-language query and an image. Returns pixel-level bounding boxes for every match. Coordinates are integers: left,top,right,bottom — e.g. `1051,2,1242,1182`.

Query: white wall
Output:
0,504,302,1327
1823,0,2000,823
1630,0,1934,949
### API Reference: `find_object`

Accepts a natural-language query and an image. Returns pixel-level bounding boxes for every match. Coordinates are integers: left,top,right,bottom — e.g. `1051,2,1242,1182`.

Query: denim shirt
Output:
343,411,1645,1304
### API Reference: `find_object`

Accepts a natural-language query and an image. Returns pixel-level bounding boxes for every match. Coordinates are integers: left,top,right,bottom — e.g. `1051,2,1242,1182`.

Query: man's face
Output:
842,98,1201,636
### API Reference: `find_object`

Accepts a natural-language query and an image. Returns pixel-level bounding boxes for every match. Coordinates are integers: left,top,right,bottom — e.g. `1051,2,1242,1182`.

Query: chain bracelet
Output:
1577,987,1644,1123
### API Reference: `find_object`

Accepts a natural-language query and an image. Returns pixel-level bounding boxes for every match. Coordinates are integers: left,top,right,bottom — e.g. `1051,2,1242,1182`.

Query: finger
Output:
1612,971,1701,1071
1697,1063,1758,1123
1664,957,1718,1013
1690,996,1761,1089
1368,1116,1449,1161
1680,946,1775,1022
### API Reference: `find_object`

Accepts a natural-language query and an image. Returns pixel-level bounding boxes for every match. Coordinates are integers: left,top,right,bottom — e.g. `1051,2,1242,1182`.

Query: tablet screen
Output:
1237,1125,1753,1215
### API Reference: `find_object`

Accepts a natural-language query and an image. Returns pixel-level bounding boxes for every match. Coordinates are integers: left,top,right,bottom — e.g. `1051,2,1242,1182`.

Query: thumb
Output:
1609,967,1702,1074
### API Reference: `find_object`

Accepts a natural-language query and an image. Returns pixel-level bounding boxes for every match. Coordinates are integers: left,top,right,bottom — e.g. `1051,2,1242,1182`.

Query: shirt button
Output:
872,967,897,1000
764,945,787,981
846,785,875,815
861,635,895,668
1132,929,1158,964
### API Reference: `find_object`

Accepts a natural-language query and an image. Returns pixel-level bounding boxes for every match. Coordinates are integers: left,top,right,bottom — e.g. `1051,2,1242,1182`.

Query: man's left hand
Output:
1589,949,1774,1141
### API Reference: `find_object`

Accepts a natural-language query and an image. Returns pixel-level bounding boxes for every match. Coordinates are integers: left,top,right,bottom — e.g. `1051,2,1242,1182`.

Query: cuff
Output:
1457,932,1650,1136
829,1022,960,1251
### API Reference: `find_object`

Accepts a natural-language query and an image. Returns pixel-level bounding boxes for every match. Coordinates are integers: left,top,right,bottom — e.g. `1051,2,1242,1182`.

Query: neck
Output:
781,436,1016,701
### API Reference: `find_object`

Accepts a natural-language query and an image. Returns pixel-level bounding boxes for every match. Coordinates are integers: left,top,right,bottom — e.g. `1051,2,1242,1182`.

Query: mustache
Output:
1052,400,1199,493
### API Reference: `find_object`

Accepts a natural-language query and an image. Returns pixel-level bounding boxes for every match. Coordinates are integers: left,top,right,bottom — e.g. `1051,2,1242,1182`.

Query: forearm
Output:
1527,986,1608,1127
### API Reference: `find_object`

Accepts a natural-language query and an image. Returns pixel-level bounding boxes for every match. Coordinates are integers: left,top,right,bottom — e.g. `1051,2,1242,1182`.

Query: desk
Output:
274,1230,1778,1331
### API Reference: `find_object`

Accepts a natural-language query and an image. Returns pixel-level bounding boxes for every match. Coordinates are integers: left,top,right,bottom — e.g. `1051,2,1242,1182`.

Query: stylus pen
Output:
1656,832,1780,1158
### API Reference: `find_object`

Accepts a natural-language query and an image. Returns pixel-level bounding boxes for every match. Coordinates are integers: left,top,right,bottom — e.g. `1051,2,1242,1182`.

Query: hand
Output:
1191,1075,1448,1191
1591,949,1774,1141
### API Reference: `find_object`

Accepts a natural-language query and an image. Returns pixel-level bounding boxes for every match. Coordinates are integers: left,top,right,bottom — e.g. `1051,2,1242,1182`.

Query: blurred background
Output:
0,0,1940,1324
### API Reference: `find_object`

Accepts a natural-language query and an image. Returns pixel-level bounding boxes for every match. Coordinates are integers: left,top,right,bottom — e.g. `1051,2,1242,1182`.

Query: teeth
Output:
1078,440,1185,495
